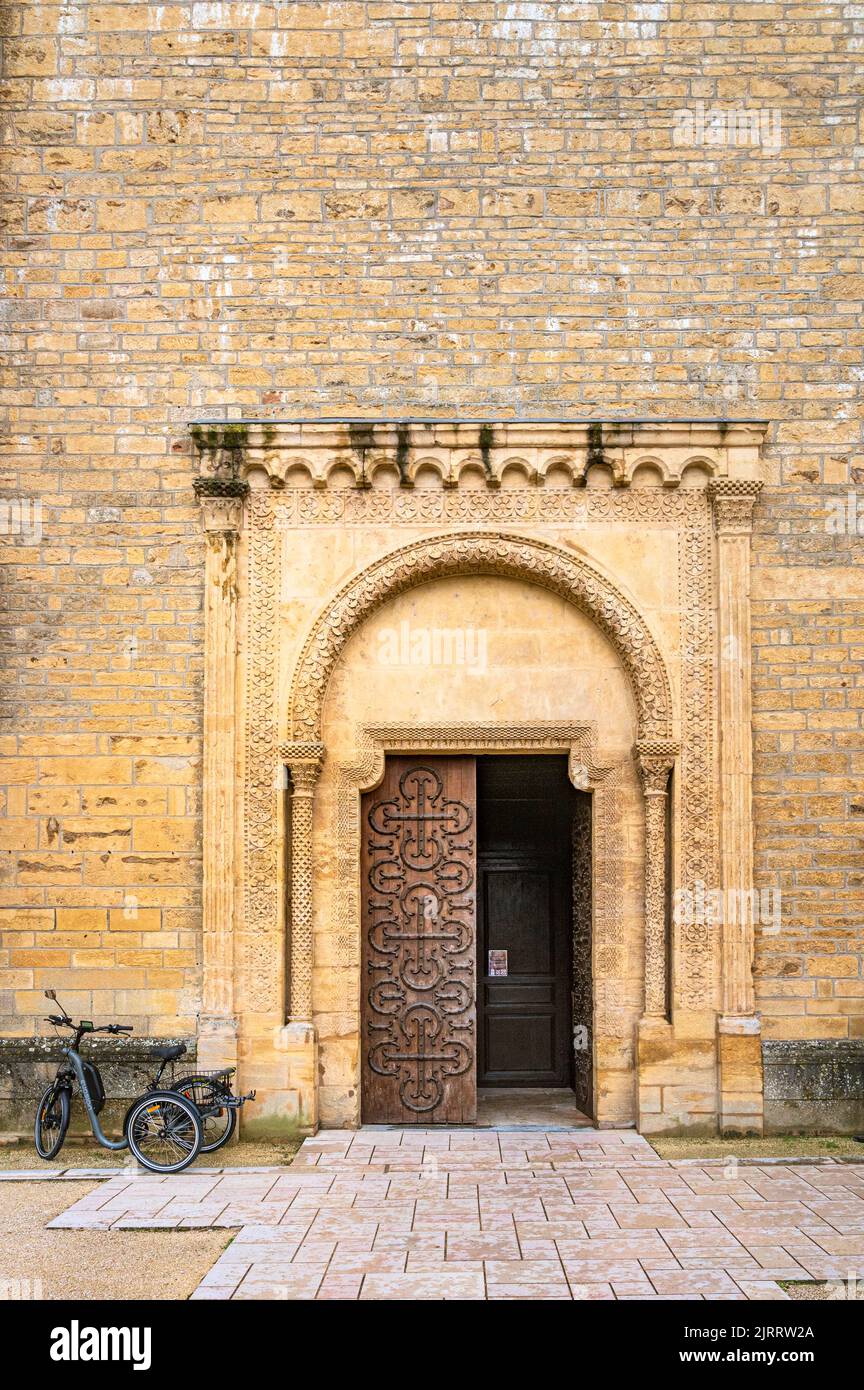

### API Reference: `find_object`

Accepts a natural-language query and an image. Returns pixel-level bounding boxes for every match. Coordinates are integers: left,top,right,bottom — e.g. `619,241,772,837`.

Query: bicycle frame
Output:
56,1045,129,1152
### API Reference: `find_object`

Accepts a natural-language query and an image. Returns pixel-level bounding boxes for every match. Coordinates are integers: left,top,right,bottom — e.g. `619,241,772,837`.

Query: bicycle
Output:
147,1044,255,1154
35,991,204,1173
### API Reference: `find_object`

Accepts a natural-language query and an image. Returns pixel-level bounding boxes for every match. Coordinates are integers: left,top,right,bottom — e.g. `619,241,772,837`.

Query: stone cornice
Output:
190,419,768,492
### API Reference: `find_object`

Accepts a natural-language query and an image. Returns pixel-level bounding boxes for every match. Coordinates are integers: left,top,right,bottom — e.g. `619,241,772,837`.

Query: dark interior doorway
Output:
476,756,583,1090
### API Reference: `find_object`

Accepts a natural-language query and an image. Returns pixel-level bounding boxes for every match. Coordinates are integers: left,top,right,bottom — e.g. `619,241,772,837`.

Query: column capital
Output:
634,739,678,794
200,495,244,537
708,478,763,535
280,741,325,793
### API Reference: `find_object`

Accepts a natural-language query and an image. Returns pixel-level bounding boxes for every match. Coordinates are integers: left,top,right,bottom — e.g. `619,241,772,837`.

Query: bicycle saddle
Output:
152,1042,187,1061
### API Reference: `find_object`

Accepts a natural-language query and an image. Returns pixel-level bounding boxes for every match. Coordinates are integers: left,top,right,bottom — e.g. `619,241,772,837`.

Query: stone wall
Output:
763,1040,864,1135
1,5,862,1078
0,1034,195,1134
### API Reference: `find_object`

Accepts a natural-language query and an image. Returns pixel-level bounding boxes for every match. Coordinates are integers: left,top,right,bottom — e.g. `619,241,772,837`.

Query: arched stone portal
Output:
195,420,767,1139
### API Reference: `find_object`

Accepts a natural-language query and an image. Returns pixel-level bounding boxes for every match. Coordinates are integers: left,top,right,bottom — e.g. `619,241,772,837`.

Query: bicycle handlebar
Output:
43,1017,134,1035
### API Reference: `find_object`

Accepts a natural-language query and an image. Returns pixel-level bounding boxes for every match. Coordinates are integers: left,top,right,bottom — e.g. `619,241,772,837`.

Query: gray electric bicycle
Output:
34,990,204,1173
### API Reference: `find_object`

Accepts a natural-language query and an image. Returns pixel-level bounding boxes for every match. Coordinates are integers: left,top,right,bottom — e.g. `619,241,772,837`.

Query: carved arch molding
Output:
287,530,673,743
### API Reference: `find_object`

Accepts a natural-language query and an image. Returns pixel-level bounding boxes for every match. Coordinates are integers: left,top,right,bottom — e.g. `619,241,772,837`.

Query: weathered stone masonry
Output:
1,3,863,1131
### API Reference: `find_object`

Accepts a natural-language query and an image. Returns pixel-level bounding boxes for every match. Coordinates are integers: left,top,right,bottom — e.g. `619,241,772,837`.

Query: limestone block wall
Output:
1,3,862,1071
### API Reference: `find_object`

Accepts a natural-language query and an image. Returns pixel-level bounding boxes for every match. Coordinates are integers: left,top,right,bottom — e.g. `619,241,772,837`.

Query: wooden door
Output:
476,757,573,1087
361,756,477,1124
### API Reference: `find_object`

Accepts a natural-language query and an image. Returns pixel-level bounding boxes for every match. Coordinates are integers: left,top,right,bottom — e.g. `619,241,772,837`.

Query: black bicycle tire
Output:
125,1090,203,1173
34,1082,70,1160
172,1073,238,1153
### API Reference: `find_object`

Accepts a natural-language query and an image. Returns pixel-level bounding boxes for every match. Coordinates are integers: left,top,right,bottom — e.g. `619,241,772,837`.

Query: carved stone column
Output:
635,742,677,1019
198,496,243,1072
709,478,764,1134
284,744,325,1022
635,739,677,1135
274,741,324,1136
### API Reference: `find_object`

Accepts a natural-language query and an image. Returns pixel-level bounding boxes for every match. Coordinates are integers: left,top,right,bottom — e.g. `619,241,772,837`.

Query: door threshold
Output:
477,1086,593,1130
360,1122,598,1132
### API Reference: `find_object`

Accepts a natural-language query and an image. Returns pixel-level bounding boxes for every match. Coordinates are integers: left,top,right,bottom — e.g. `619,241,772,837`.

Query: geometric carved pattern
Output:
571,792,593,1117
274,486,710,530
242,492,280,1012
677,506,718,1009
288,530,674,742
361,757,476,1124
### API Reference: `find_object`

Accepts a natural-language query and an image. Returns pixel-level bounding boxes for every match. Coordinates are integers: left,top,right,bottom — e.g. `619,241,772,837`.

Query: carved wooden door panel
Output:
361,756,477,1125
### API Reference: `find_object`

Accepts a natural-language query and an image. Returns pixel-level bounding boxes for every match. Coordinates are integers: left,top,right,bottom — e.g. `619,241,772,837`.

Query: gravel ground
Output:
785,1282,864,1301
649,1134,864,1161
0,1138,301,1171
0,1182,231,1301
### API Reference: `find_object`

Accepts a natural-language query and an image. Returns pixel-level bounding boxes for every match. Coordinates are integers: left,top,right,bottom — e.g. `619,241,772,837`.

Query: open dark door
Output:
476,757,574,1088
361,756,477,1124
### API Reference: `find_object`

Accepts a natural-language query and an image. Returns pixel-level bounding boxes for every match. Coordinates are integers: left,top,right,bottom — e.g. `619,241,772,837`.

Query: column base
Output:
717,1014,764,1137
240,1021,319,1141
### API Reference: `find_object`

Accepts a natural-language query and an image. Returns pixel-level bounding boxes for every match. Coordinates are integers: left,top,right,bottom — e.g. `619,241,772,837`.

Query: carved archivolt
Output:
288,530,674,743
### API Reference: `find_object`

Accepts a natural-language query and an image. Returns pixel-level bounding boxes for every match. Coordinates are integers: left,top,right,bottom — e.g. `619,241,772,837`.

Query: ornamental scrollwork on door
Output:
364,763,475,1117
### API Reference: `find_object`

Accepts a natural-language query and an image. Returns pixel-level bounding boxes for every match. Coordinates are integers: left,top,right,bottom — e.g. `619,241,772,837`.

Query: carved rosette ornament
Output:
198,496,243,1061
636,740,679,1019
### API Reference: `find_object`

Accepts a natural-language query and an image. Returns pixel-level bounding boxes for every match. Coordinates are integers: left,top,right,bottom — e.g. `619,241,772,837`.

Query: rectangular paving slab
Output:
46,1128,864,1299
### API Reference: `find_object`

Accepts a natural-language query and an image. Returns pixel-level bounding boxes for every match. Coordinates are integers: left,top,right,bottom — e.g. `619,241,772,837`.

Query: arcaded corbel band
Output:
708,478,764,535
635,740,679,1019
280,742,325,1022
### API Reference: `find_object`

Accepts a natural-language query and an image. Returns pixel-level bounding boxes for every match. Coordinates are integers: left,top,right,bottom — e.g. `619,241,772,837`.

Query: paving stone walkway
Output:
47,1128,864,1300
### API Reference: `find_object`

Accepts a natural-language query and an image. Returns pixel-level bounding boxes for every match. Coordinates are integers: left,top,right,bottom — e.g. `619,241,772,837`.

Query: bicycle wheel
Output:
125,1090,203,1173
173,1074,237,1154
34,1082,70,1160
